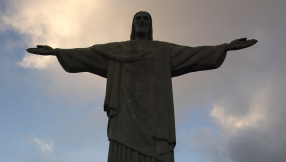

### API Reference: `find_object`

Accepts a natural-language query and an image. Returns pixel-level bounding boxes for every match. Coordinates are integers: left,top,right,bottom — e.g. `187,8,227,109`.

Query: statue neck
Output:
130,39,150,48
134,32,148,40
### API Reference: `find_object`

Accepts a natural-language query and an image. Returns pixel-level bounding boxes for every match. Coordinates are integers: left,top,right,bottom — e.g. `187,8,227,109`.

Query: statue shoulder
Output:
90,41,128,49
90,40,180,50
152,40,178,49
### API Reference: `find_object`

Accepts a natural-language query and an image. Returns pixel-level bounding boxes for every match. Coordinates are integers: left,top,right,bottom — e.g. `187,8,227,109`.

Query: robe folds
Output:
56,40,226,162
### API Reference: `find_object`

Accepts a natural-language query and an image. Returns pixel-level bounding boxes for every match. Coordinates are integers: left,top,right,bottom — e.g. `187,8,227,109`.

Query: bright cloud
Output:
1,0,100,44
31,136,54,153
1,0,104,70
16,53,53,70
211,86,270,132
1,0,107,103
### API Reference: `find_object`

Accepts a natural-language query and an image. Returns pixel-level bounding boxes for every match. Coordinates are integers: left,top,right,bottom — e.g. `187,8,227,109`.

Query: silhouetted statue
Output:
27,11,257,162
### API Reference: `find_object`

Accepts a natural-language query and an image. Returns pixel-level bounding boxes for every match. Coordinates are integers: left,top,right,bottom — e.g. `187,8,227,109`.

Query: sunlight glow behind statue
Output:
27,11,257,162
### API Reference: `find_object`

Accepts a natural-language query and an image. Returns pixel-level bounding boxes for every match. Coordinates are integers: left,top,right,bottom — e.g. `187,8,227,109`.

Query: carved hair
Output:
130,11,153,40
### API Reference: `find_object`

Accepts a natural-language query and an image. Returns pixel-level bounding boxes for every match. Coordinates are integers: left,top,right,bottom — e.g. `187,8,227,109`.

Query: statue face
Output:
133,12,151,35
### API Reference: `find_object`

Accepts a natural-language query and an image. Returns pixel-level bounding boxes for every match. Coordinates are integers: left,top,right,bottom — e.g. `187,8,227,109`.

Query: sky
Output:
0,0,286,161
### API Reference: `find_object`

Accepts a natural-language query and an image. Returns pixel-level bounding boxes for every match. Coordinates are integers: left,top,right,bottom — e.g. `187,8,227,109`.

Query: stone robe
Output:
56,40,226,161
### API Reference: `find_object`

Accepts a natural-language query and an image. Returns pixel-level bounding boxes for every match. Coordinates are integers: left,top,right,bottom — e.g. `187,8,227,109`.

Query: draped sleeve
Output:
56,46,108,78
171,44,227,77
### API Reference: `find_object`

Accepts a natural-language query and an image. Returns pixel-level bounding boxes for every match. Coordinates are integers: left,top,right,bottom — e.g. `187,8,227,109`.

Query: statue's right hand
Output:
26,45,57,55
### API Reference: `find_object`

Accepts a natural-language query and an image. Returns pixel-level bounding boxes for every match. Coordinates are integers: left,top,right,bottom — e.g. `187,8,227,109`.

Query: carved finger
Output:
237,38,247,41
247,39,257,42
241,41,256,49
26,48,40,54
37,45,46,48
247,40,258,45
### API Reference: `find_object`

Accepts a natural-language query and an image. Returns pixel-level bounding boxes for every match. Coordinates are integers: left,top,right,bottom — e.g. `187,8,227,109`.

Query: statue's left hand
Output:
226,38,258,51
26,45,57,55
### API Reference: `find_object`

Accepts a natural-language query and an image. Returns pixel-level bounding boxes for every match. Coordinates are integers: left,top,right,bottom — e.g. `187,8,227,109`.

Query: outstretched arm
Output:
170,38,257,77
26,45,58,55
26,45,108,78
225,38,258,51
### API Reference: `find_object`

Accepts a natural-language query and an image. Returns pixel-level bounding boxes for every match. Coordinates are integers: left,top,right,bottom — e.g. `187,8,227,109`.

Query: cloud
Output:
211,86,270,132
16,53,53,70
0,0,108,104
180,73,286,162
30,136,54,153
1,0,102,69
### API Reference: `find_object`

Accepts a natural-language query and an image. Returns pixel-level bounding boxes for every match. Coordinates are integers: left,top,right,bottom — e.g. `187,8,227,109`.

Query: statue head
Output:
130,11,153,40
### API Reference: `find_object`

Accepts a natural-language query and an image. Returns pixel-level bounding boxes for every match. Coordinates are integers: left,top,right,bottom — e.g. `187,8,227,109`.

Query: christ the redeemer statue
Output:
27,11,257,162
